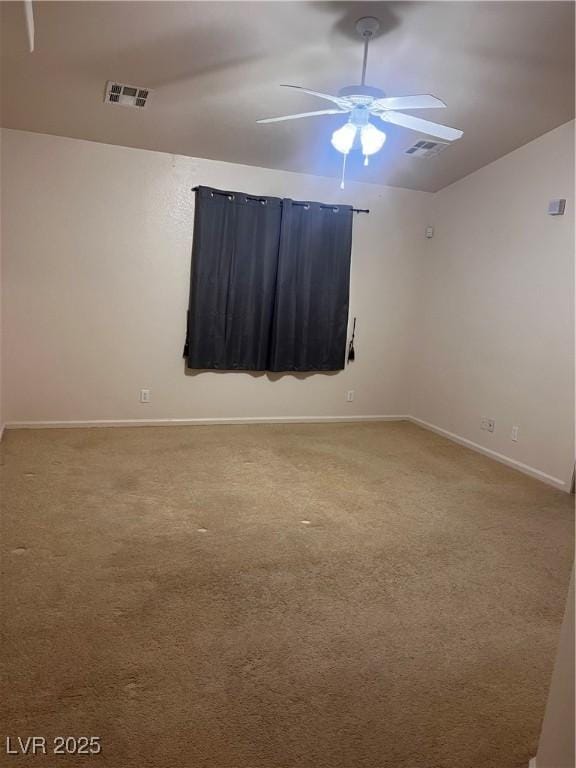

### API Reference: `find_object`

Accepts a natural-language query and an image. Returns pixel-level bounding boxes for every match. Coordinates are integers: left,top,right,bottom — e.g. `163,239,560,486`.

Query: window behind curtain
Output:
184,186,353,373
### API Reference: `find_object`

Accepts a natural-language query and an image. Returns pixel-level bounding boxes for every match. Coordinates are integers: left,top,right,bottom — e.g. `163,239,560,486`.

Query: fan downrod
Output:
354,17,380,87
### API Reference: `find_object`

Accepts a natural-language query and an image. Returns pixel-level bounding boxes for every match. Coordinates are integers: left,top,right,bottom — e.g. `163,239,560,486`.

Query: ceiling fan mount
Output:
257,16,463,187
355,15,381,39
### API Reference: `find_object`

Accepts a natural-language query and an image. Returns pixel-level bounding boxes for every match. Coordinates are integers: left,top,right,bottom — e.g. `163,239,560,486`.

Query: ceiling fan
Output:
257,17,463,187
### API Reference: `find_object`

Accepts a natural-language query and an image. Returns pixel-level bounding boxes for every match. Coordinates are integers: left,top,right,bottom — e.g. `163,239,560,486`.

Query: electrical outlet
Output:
140,389,151,403
511,426,519,442
346,390,354,402
480,417,495,432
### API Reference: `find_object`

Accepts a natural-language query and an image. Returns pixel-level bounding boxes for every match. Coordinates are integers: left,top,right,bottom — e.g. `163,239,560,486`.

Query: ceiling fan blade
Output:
257,109,348,124
280,84,350,108
373,94,446,111
381,111,463,141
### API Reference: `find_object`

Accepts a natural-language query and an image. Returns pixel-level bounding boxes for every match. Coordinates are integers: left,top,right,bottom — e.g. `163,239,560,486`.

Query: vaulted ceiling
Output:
1,1,574,191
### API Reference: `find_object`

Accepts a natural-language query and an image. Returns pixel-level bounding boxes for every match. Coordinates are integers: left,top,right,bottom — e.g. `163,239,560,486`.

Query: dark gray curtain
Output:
184,187,353,372
184,187,282,370
269,199,353,372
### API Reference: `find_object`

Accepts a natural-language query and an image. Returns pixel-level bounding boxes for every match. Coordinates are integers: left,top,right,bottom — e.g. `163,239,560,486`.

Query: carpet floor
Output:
1,422,573,768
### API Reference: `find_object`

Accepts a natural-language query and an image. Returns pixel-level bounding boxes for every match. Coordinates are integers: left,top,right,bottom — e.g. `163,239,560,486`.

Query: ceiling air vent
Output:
404,139,449,158
104,81,152,109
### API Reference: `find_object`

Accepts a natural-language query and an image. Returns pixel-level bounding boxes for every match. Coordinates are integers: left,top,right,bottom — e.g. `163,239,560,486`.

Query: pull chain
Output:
340,153,348,190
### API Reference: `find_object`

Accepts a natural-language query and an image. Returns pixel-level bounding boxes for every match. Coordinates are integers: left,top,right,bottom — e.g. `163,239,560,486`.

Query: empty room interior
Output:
0,2,574,767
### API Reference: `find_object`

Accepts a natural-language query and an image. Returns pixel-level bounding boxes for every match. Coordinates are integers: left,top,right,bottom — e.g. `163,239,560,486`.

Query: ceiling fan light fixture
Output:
257,16,462,186
331,122,357,155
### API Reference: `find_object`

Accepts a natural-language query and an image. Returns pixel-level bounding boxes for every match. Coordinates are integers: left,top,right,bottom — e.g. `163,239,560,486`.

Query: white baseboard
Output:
5,415,409,429
408,416,567,491
4,414,568,491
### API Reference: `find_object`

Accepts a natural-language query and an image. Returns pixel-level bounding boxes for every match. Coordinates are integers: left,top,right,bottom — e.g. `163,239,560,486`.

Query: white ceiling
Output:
1,1,574,192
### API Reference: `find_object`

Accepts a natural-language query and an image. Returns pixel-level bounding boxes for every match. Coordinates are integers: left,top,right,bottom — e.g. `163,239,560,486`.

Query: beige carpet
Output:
1,422,573,768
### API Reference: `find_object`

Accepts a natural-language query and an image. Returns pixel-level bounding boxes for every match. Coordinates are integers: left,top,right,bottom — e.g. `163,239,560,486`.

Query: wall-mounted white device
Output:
547,199,566,216
425,226,434,239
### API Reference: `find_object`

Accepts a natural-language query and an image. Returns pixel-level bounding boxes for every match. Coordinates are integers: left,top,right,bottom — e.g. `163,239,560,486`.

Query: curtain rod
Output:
191,187,369,214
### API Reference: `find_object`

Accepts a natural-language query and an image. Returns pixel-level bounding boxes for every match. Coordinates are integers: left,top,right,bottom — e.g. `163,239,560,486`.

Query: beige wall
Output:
1,124,574,488
0,129,428,424
534,568,575,768
410,122,575,488
0,129,3,436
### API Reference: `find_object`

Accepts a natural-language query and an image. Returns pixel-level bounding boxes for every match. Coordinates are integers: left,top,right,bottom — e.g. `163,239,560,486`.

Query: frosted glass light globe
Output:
331,123,358,154
360,123,386,156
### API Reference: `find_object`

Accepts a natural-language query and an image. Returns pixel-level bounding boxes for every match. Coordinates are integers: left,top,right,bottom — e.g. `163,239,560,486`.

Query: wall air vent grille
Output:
104,81,152,109
404,139,449,158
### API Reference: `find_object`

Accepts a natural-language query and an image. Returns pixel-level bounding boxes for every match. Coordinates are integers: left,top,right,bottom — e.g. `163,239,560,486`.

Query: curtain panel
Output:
184,186,353,372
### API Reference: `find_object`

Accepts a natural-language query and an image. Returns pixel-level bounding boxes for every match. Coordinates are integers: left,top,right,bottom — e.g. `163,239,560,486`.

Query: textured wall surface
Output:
410,122,575,487
1,129,428,424
535,568,575,768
